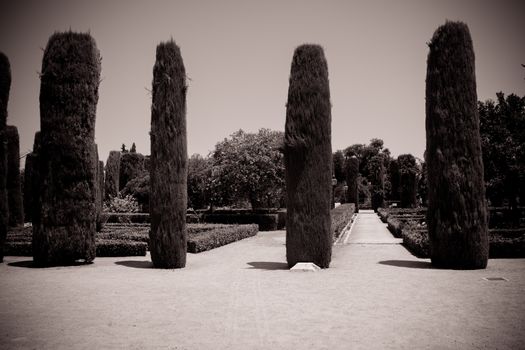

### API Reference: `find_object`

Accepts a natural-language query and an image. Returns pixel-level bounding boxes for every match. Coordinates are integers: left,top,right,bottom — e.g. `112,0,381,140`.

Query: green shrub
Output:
96,239,147,257
187,224,258,253
104,194,140,213
331,203,355,241
119,152,145,191
201,212,278,231
121,172,149,212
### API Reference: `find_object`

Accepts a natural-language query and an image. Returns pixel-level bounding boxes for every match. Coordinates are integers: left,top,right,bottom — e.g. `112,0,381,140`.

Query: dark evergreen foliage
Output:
6,125,23,226
284,44,332,268
398,154,418,208
119,151,145,190
149,40,188,268
425,21,489,269
0,52,10,262
23,153,35,222
346,155,359,213
388,159,400,201
104,150,120,200
33,31,100,266
369,154,385,211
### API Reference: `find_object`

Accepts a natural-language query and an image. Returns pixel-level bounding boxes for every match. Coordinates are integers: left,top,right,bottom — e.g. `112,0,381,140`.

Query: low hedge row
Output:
199,213,278,231
187,224,258,253
95,239,147,257
384,215,525,259
331,203,355,241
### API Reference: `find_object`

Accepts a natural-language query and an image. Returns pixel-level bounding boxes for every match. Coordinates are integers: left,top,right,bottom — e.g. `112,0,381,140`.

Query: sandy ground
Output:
1,211,524,350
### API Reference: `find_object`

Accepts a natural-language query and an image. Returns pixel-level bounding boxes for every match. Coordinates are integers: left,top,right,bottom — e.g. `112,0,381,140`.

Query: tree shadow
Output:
115,260,154,269
246,261,289,270
7,260,92,268
378,260,433,269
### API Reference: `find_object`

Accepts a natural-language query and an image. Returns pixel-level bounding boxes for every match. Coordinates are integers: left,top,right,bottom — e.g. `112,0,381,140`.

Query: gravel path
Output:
1,211,523,349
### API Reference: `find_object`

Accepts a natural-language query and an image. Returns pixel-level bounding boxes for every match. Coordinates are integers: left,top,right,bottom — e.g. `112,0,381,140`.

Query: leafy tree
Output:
121,143,127,153
187,154,212,209
479,92,525,208
332,150,345,182
210,128,284,209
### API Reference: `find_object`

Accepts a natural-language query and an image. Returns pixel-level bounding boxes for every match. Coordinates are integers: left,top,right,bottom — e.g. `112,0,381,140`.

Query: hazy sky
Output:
1,0,524,166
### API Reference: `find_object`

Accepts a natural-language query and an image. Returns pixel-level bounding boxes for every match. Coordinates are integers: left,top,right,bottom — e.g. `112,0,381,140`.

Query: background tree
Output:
284,44,332,268
130,142,136,153
368,154,385,211
345,155,359,212
478,92,525,208
119,151,145,190
33,31,100,266
104,150,121,201
388,159,400,201
426,21,488,269
209,129,284,209
187,154,212,209
149,40,188,268
6,125,23,226
397,154,418,208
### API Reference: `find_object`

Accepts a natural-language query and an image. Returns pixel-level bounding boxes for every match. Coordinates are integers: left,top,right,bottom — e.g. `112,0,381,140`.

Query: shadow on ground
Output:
246,261,289,270
115,260,154,269
378,260,433,269
7,260,92,269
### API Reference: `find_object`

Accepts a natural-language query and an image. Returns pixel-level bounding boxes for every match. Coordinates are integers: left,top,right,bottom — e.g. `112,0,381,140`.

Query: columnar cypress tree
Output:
369,154,385,211
0,52,10,262
104,150,120,200
24,152,35,222
398,154,418,208
30,132,41,225
284,44,332,268
426,21,488,269
6,125,24,226
388,159,400,201
346,155,359,213
119,151,145,190
33,32,100,266
149,40,188,268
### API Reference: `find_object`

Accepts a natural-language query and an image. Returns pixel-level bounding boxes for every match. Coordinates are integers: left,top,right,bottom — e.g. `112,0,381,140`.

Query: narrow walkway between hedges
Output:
345,209,403,244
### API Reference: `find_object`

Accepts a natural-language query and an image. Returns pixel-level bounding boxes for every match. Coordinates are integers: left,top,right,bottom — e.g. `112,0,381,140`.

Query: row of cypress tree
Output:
0,20,489,269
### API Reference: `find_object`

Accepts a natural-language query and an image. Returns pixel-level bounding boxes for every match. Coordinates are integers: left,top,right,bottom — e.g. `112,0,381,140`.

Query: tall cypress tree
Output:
346,155,359,213
369,154,385,212
398,154,418,208
6,125,24,226
284,44,332,268
33,32,100,266
425,21,488,269
0,52,10,262
149,40,188,268
104,150,121,200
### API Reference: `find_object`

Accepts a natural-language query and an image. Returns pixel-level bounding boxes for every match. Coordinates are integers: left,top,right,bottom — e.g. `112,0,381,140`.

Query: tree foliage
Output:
479,92,525,207
209,128,284,209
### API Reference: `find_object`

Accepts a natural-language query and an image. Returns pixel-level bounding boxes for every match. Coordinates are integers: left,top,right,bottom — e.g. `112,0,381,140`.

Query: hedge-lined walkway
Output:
0,213,524,349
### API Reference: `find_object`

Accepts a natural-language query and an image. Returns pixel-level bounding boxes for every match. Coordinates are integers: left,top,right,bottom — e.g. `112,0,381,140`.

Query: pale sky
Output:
1,0,524,166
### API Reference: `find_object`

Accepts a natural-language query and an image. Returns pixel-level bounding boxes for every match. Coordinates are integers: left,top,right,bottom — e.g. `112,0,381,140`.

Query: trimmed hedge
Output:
106,212,151,224
96,239,147,257
201,213,278,231
331,203,355,241
187,224,258,253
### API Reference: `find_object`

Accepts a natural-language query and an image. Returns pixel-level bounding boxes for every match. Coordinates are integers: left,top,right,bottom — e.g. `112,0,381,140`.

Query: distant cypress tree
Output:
369,154,385,211
33,31,100,266
130,142,136,153
24,152,35,222
426,21,488,269
398,154,418,208
119,152,145,190
149,40,188,268
0,52,10,262
284,44,332,268
96,159,104,231
104,150,121,200
29,132,41,225
346,155,359,213
6,125,24,226
388,159,400,201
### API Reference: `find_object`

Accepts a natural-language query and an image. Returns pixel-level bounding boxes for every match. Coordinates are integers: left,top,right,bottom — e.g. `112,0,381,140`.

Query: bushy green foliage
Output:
397,154,418,208
331,203,355,241
6,125,23,226
209,128,284,209
104,150,121,201
188,154,212,209
187,224,258,253
119,151,145,190
368,154,385,211
121,172,149,212
479,92,525,207
104,194,140,213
